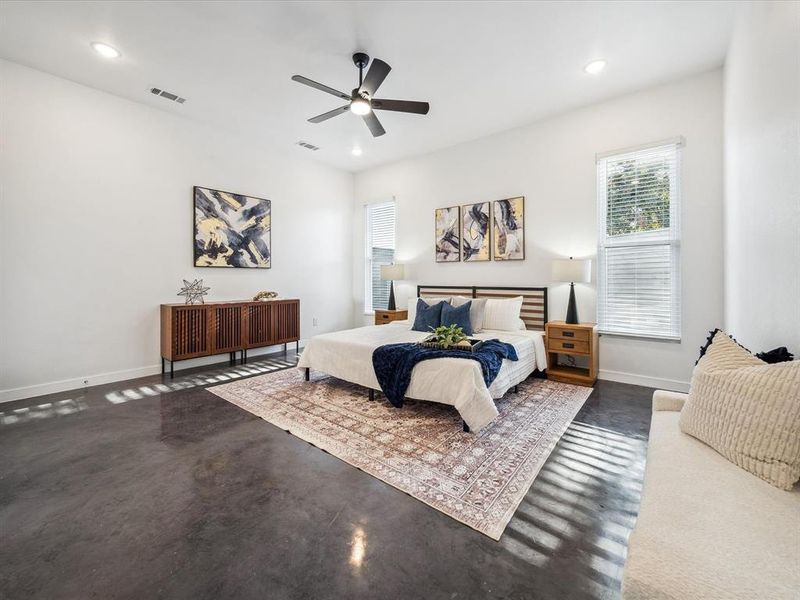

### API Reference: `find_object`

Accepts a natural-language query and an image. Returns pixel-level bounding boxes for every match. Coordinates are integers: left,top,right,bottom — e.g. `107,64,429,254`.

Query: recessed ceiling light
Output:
584,59,606,75
90,42,121,59
352,147,363,157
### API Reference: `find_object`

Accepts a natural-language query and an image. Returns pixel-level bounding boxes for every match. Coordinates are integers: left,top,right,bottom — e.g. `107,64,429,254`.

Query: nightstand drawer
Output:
374,310,407,325
548,326,591,342
548,338,590,354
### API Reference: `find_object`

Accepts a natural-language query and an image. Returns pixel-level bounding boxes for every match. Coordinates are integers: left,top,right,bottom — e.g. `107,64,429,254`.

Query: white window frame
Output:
596,137,683,341
364,199,396,315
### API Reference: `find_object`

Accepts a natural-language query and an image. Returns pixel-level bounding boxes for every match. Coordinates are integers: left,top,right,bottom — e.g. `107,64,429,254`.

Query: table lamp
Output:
380,263,405,311
552,257,592,324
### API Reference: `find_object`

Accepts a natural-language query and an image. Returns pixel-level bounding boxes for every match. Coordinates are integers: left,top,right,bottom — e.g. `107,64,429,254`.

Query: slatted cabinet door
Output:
272,300,300,344
172,305,210,360
246,302,274,348
210,304,244,354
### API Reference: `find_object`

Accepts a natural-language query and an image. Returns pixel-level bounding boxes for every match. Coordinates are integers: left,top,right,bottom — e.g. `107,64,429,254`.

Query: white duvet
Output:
297,321,547,431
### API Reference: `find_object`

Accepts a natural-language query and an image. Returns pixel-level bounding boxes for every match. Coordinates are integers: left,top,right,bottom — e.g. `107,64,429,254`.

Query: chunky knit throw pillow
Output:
680,331,800,490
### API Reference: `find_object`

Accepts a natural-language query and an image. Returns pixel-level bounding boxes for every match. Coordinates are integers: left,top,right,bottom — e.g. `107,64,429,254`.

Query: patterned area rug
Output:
208,369,592,540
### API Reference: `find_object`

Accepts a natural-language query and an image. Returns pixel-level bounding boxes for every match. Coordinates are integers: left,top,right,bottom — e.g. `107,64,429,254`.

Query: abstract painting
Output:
435,206,461,262
194,186,271,268
462,202,491,262
493,196,525,261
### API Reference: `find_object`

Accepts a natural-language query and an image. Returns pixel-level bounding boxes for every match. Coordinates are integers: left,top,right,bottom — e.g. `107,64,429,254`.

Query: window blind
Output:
364,201,396,312
597,140,682,340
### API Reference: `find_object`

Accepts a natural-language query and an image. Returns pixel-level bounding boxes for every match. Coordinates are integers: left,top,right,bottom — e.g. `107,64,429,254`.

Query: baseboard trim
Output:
0,342,307,404
0,365,161,404
598,369,689,393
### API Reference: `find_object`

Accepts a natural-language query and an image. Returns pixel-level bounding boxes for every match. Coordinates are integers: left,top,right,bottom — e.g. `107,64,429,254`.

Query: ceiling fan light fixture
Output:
350,97,371,115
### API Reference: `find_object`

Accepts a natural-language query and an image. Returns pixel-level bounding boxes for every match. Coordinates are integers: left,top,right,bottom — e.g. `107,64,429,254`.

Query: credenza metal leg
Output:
170,360,174,379
368,389,375,401
296,340,299,354
284,342,287,354
304,368,310,381
161,358,165,375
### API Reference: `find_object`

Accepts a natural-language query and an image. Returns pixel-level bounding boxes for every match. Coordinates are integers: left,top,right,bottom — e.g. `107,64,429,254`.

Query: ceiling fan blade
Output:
308,105,350,123
371,99,430,115
359,59,391,97
291,75,351,101
362,111,386,137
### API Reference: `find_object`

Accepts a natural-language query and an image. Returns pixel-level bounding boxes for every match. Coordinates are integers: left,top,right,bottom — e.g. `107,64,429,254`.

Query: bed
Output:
297,286,548,432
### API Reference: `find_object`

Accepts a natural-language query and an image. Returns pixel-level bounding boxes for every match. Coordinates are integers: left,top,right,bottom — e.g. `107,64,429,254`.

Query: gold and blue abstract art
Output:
194,186,271,268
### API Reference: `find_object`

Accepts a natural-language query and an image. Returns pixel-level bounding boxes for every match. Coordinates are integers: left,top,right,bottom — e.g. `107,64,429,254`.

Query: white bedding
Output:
297,321,547,431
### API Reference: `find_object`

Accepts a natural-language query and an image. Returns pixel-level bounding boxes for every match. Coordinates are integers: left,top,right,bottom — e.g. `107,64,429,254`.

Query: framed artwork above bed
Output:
462,202,491,262
194,186,272,268
435,206,461,262
493,196,525,261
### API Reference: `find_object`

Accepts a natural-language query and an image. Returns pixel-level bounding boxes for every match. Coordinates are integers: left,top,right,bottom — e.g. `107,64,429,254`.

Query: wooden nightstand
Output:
545,321,599,386
374,309,408,325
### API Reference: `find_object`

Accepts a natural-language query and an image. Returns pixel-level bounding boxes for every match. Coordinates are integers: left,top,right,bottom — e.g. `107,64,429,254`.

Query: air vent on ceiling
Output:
296,140,320,151
150,87,186,104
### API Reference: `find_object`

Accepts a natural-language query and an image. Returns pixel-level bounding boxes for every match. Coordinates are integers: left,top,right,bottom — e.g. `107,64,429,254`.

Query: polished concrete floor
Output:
0,352,653,600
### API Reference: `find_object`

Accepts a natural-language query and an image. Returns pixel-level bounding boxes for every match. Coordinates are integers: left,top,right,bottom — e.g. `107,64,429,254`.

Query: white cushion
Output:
406,296,450,324
623,399,800,599
482,296,523,331
679,331,800,490
450,296,487,333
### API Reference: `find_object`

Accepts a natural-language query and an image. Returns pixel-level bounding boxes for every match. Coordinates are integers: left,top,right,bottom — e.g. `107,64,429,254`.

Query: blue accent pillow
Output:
441,300,473,336
412,298,445,332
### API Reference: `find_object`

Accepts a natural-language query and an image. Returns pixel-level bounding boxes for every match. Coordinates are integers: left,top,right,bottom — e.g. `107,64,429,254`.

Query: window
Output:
597,138,682,340
364,200,396,312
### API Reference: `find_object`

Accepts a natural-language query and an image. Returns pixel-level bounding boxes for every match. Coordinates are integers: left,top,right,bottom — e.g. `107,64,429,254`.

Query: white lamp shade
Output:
552,258,592,283
380,263,405,281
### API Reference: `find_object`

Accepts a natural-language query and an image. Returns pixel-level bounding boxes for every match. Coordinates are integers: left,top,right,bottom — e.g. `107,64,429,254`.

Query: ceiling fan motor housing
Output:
352,52,370,70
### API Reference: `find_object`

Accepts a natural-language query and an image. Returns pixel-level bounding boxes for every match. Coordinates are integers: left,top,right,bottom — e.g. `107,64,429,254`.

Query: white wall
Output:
354,71,725,391
724,1,800,353
0,60,354,401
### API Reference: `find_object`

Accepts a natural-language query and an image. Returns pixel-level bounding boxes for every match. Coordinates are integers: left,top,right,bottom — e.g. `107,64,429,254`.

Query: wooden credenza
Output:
160,299,300,377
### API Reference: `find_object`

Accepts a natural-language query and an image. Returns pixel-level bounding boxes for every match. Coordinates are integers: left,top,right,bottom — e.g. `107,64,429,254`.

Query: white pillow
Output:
450,296,488,333
406,296,450,324
680,331,800,490
482,296,524,331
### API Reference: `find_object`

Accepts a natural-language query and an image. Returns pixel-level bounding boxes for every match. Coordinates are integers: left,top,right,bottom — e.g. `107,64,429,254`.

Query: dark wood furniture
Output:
160,299,299,377
545,321,598,386
374,309,408,325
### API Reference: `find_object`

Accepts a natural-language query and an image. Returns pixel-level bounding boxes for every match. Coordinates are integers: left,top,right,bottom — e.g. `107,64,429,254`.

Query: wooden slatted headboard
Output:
416,285,548,331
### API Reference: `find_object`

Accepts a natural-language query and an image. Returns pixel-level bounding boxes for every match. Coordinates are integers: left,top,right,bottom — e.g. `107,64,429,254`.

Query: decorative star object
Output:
177,279,210,305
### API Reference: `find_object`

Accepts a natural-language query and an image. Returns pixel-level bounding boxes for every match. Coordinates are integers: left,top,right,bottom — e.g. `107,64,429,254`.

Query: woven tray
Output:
419,337,484,352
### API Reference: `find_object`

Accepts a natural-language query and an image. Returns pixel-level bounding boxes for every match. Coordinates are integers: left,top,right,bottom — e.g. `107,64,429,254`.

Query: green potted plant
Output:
423,324,471,350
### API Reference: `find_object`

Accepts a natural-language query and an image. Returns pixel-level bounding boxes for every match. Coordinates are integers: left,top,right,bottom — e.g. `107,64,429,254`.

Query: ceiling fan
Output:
291,52,430,137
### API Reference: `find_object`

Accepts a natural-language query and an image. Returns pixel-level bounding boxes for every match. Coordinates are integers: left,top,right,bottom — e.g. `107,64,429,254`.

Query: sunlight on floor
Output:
0,356,298,424
500,420,647,599
0,398,88,425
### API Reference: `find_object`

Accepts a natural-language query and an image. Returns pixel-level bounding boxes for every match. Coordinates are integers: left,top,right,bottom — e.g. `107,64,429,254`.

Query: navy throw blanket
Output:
371,340,518,408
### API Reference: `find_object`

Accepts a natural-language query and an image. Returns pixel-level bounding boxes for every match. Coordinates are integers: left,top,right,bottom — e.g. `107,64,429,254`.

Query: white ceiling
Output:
0,1,737,172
